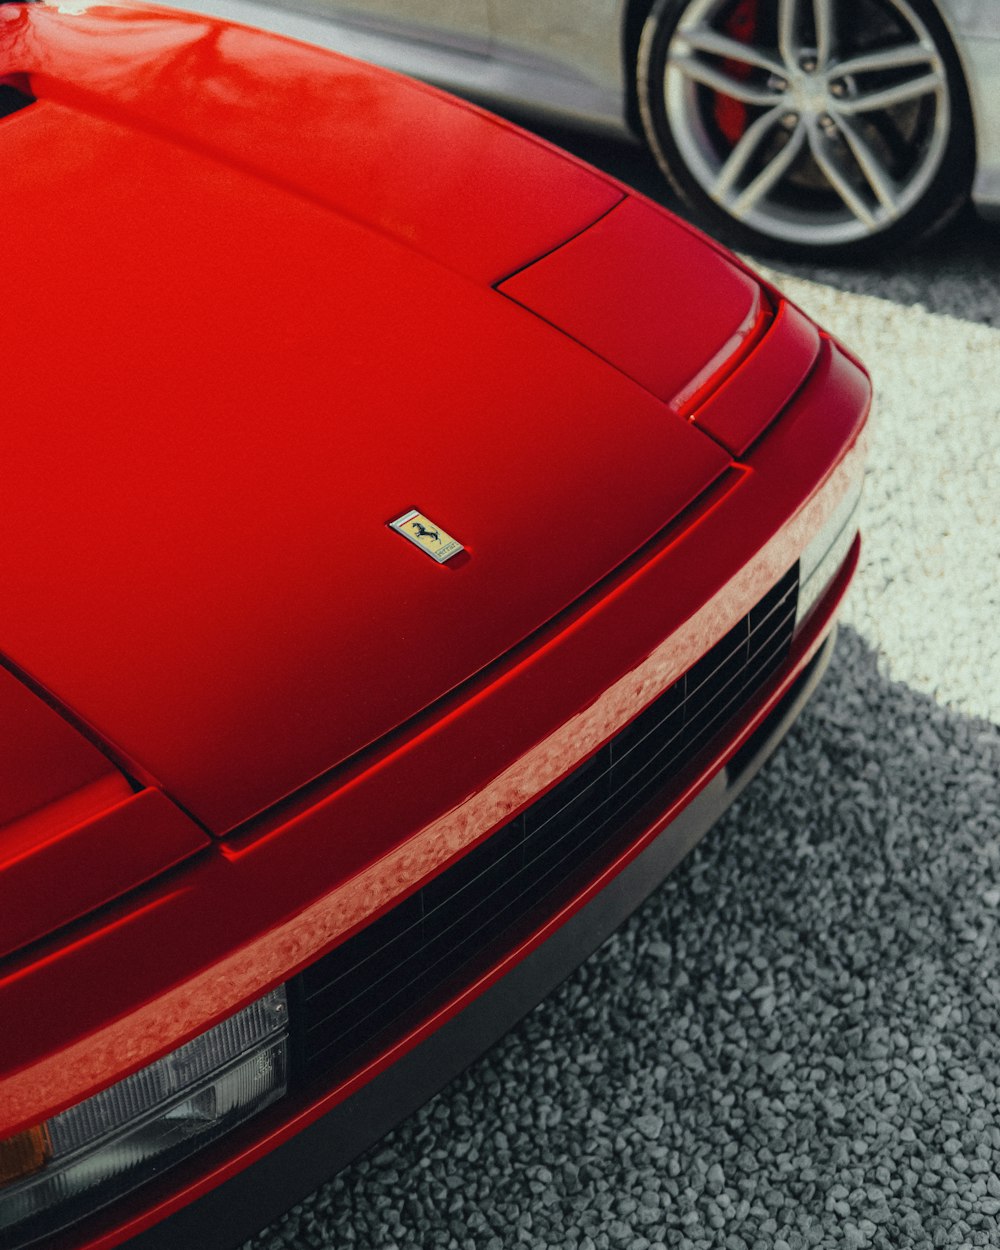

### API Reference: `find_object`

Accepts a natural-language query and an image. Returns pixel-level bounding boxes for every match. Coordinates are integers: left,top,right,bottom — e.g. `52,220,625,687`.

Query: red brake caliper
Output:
714,0,760,145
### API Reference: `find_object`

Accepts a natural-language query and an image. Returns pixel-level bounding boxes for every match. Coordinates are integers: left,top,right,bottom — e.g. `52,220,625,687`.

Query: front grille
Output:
298,564,798,1076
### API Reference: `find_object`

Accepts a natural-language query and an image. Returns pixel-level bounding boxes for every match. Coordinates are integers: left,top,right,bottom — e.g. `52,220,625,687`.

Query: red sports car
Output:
0,5,869,1248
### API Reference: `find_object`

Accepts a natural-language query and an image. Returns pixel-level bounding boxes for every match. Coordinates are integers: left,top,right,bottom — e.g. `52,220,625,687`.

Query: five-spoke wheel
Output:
638,0,973,257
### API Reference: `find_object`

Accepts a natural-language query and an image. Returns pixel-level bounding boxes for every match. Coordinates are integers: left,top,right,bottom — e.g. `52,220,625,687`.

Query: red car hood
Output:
2,5,756,834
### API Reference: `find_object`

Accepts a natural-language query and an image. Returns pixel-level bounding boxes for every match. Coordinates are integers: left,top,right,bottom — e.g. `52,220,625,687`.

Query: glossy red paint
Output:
689,300,822,455
0,667,120,830
0,788,208,963
499,196,765,411
0,6,871,1248
3,3,741,836
4,2,621,285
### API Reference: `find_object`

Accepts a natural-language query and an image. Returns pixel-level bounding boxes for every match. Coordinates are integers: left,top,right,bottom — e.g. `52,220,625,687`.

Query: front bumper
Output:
128,624,840,1250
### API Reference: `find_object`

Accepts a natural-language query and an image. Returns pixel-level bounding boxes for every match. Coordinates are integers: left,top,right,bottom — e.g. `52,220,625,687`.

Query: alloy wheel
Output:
639,0,969,255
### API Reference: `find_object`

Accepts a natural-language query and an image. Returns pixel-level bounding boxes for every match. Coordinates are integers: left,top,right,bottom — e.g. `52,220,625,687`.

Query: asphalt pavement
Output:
245,134,1000,1250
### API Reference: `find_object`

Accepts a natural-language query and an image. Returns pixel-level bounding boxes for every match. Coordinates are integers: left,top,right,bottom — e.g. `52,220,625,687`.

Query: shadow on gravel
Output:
249,626,1000,1250
522,119,1000,329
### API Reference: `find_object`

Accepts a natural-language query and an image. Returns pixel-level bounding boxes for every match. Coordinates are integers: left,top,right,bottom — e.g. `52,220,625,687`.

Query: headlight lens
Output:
0,986,288,1247
796,476,863,630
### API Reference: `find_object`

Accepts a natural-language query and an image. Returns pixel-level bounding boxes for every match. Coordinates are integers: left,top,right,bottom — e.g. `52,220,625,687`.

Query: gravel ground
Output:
245,148,1000,1250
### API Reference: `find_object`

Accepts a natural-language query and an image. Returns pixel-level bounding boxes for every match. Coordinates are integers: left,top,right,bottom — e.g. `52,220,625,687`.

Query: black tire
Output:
637,0,975,260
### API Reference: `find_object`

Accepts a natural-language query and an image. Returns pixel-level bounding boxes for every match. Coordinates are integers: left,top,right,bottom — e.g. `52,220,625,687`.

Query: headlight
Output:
796,476,863,630
0,986,288,1248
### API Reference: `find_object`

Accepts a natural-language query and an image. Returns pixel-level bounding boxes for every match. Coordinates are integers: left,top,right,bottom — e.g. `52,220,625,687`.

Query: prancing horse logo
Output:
389,509,464,564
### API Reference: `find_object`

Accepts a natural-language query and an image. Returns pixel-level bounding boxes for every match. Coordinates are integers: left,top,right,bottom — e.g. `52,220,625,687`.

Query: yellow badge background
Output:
389,510,463,563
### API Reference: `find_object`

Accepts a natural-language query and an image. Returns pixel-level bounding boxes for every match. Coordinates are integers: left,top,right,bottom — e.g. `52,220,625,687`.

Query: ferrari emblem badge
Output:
389,509,464,564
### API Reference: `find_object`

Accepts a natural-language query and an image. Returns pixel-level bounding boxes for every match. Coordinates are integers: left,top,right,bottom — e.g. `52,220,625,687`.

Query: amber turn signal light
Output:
0,1125,51,1187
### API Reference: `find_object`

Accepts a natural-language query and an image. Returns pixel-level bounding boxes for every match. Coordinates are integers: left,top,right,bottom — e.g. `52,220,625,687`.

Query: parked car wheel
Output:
638,0,975,259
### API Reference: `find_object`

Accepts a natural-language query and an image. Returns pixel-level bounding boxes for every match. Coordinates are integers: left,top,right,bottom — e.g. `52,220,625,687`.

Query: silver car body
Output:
162,0,1000,219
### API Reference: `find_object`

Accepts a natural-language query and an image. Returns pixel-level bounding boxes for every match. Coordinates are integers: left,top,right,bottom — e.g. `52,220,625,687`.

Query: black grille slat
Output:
750,599,798,654
686,619,747,698
299,565,798,1074
424,820,524,923
606,718,689,811
306,947,430,1041
302,892,422,998
306,928,422,1023
526,750,610,836
750,574,797,630
308,864,552,1064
